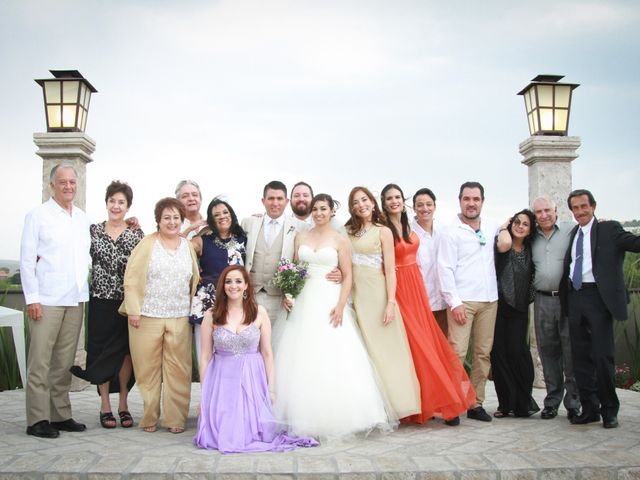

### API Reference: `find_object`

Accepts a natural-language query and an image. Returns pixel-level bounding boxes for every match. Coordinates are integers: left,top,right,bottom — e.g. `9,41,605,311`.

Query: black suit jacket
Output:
560,219,640,321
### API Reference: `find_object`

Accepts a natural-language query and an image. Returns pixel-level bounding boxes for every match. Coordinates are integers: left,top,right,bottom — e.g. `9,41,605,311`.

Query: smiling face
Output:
262,188,289,219
211,203,232,235
106,192,129,222
569,194,596,227
223,269,248,301
51,166,77,208
177,184,201,217
382,188,404,215
511,213,532,241
532,198,557,233
459,187,484,221
158,207,182,237
351,189,375,222
413,193,436,224
291,184,313,218
311,199,332,226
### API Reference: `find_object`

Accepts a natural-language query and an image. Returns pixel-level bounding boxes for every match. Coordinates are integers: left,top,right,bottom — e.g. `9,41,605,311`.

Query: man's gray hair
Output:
531,195,557,211
175,180,202,198
49,163,78,184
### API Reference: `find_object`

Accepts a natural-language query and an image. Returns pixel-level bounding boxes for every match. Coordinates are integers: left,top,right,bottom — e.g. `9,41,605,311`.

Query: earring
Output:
243,291,248,300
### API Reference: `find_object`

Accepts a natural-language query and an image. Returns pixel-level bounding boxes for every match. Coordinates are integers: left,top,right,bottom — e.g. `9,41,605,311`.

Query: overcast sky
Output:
1,0,639,261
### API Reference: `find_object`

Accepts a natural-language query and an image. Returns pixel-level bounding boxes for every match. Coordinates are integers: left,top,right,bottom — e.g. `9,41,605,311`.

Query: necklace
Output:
354,227,370,238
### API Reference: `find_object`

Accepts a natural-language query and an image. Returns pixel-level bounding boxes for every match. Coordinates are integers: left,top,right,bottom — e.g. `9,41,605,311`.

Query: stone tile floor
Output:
0,383,639,479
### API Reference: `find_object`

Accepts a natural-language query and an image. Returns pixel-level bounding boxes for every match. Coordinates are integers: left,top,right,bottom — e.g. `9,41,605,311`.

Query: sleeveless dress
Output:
395,233,476,422
349,226,421,418
272,245,397,440
194,324,318,453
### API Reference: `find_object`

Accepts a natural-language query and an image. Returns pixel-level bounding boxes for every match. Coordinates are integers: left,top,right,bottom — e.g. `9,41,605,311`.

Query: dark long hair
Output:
508,209,536,246
344,186,386,236
205,197,245,239
212,265,258,326
381,184,412,243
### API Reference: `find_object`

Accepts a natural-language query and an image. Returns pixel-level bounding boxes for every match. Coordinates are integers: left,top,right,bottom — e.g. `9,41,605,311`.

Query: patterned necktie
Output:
572,229,584,290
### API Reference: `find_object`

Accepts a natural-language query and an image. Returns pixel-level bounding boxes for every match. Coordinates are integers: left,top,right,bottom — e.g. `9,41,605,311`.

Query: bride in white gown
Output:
272,194,396,441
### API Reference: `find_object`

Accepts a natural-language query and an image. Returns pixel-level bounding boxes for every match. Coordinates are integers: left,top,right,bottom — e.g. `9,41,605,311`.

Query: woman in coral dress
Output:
345,186,421,419
381,184,476,425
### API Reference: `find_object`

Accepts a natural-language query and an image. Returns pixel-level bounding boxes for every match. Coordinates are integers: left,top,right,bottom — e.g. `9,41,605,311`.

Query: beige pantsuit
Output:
447,300,498,405
128,316,192,428
26,304,83,426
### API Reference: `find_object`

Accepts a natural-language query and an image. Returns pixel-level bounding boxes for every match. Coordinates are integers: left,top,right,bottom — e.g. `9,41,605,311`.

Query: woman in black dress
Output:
491,209,539,418
71,181,144,428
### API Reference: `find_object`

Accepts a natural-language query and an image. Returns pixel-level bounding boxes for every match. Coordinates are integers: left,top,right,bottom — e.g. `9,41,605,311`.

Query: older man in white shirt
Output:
20,164,91,438
438,181,506,422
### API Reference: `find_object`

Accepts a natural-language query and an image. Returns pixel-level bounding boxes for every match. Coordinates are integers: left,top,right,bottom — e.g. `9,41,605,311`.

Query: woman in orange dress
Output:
381,184,476,426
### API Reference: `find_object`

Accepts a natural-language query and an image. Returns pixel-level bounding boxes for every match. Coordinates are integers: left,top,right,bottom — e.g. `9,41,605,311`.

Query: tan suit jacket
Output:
241,215,310,271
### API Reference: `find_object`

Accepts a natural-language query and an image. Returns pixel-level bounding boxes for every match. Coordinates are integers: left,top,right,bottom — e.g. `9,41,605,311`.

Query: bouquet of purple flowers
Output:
271,258,309,300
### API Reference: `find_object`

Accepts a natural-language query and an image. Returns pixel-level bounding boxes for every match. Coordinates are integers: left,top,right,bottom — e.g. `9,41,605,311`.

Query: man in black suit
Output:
559,189,640,429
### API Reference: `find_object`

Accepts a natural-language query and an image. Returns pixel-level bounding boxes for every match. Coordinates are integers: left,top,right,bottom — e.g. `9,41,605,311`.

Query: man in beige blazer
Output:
242,180,310,326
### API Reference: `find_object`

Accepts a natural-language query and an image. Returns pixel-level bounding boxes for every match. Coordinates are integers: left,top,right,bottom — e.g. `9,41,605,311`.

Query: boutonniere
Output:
286,226,295,235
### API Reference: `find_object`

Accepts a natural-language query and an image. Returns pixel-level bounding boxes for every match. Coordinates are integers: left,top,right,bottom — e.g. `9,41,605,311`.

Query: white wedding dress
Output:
272,245,396,441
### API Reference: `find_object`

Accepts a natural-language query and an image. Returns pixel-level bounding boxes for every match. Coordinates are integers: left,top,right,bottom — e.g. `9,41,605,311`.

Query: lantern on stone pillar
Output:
517,74,579,136
35,70,97,133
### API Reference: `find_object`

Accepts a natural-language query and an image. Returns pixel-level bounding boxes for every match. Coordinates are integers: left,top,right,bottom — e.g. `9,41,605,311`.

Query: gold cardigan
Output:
118,232,200,317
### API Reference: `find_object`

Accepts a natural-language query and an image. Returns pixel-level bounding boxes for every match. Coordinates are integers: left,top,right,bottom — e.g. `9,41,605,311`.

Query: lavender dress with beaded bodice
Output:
194,324,318,453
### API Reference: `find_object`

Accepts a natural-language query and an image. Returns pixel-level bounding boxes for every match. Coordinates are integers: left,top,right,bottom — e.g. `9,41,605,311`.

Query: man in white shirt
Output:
175,180,206,239
290,181,314,225
411,187,448,335
20,164,91,438
437,181,502,422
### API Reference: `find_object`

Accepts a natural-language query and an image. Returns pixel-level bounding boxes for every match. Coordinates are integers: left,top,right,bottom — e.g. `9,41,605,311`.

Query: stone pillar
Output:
34,131,96,392
519,135,581,221
520,135,580,389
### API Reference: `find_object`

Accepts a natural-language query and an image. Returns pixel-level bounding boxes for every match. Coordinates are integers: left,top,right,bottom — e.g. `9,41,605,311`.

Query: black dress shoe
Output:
540,406,558,419
444,416,460,426
603,416,619,429
467,406,492,422
570,411,600,425
26,420,59,438
51,418,86,432
566,408,580,421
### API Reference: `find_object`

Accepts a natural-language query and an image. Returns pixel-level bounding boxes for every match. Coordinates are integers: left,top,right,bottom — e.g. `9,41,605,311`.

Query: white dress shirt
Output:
20,198,91,306
411,219,446,311
437,215,500,309
569,217,596,284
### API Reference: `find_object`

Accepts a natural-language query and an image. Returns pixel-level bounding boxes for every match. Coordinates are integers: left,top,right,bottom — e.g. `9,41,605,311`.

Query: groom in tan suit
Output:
242,181,309,325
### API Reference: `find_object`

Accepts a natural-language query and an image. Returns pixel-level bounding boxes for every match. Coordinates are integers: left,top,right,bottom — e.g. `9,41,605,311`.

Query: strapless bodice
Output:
297,245,338,274
214,324,260,356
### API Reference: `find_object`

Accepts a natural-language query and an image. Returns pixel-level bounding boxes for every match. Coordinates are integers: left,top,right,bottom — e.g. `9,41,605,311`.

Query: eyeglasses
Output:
475,230,486,246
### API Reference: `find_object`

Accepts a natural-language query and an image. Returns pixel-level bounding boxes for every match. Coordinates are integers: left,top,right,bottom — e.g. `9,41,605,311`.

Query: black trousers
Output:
567,286,619,417
491,299,538,416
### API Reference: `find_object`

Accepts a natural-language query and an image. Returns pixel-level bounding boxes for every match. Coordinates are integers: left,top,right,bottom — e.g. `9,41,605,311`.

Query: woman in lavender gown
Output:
194,265,318,453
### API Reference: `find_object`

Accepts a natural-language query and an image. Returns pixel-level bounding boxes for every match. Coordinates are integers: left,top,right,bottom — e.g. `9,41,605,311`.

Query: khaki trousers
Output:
255,290,286,327
26,304,83,426
447,300,498,406
129,316,192,429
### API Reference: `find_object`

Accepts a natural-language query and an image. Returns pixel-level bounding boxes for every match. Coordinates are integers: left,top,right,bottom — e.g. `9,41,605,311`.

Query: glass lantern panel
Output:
530,88,537,109
539,108,554,131
528,112,537,134
79,107,86,131
47,105,62,128
79,83,87,108
44,81,61,104
555,86,571,108
537,85,553,107
554,109,568,132
62,105,78,128
524,92,531,112
62,81,80,103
